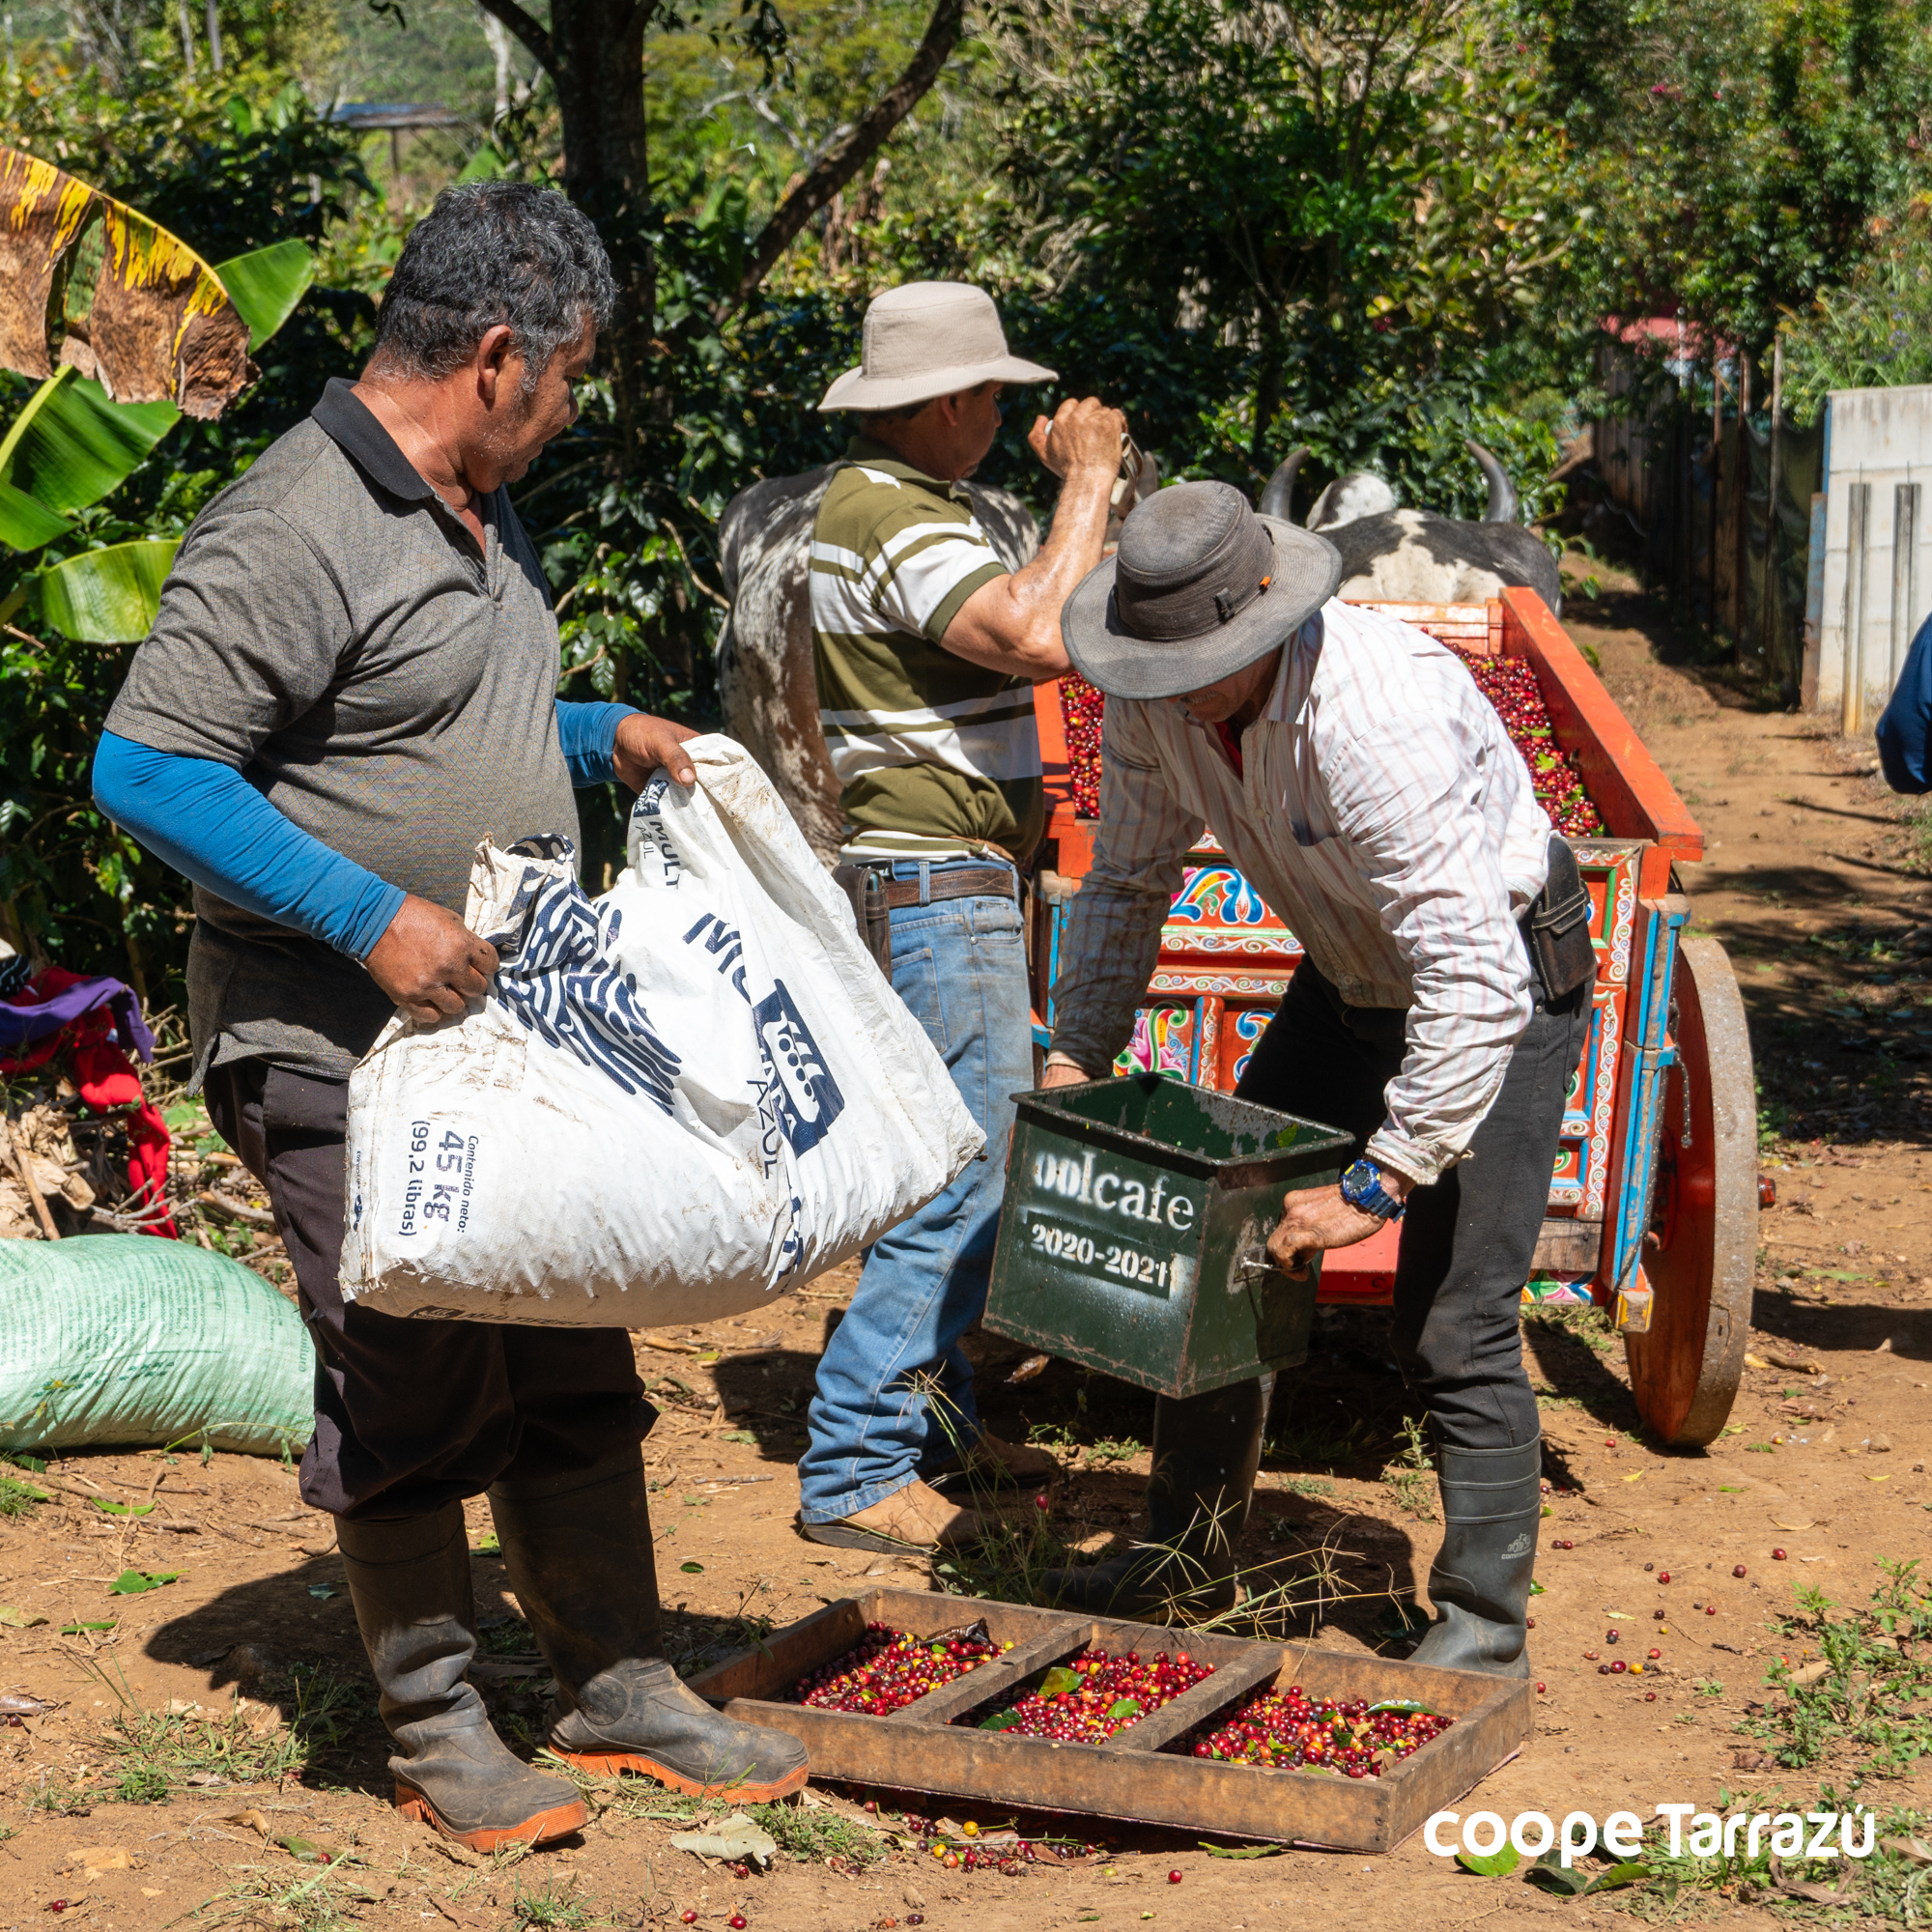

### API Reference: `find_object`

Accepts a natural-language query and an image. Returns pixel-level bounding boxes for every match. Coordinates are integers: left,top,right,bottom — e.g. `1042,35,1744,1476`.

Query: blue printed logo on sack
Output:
485,838,683,1111
753,981,844,1154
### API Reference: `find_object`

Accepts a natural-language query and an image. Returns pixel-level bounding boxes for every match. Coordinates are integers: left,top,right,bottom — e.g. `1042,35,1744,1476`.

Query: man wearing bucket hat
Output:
797,281,1127,1553
1038,481,1594,1676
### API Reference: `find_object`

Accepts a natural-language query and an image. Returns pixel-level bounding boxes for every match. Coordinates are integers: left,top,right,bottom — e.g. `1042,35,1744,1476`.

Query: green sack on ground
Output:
0,1236,311,1457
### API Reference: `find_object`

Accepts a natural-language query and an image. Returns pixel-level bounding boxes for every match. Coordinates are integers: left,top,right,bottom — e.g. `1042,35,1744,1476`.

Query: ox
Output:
1260,438,1562,614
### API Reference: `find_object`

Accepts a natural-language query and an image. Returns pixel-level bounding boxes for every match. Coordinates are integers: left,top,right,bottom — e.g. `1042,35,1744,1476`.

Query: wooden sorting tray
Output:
686,1587,1531,1853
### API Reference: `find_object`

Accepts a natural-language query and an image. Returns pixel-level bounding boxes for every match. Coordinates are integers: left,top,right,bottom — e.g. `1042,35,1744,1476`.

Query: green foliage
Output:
1543,0,1932,355
1784,203,1932,425
980,0,1577,509
1745,1559,1932,1776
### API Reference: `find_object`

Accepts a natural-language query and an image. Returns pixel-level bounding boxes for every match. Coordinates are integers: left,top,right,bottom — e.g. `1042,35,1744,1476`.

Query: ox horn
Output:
1467,439,1519,524
1258,445,1311,523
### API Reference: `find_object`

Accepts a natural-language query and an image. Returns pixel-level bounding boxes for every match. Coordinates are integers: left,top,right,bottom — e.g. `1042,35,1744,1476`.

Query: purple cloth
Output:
0,974,155,1063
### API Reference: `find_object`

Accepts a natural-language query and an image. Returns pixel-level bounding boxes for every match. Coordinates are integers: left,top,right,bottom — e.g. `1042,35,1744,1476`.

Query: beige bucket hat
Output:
817,281,1057,412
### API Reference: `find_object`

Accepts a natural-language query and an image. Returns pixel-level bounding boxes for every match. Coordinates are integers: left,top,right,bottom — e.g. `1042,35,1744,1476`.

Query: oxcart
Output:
1023,588,1756,1448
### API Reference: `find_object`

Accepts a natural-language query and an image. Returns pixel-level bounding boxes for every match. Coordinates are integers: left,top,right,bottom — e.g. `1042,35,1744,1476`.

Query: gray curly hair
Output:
368,181,618,391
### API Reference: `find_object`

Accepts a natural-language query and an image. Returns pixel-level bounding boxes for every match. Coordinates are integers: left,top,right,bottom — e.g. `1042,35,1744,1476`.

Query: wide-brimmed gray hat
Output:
817,281,1056,412
1062,481,1343,700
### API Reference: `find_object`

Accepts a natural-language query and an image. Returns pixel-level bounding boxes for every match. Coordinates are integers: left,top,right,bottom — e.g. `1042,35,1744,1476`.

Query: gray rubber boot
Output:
489,1450,809,1801
1038,1378,1267,1623
335,1504,588,1850
1406,1435,1543,1678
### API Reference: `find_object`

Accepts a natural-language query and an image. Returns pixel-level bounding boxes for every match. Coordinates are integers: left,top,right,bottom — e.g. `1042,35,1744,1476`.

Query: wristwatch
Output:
1339,1157,1406,1222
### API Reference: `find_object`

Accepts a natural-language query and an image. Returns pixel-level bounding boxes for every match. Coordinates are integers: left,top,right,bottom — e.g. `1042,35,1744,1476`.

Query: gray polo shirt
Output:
106,378,579,1083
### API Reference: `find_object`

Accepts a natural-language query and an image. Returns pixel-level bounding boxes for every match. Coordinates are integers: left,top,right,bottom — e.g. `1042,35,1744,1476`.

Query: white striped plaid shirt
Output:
1049,599,1552,1185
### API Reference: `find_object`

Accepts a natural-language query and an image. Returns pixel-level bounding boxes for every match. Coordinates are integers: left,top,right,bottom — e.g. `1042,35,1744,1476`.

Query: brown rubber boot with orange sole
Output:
336,1504,588,1852
490,1448,809,1803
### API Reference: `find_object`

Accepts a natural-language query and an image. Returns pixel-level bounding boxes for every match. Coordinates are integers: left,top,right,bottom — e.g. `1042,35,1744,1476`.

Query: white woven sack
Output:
339,735,983,1325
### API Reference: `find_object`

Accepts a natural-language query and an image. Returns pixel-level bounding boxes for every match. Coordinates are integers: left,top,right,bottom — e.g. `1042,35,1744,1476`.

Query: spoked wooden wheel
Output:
1626,934,1757,1447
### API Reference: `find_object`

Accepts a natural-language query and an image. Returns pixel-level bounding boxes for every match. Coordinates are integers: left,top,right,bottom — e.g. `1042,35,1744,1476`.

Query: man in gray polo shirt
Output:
95,183,807,1850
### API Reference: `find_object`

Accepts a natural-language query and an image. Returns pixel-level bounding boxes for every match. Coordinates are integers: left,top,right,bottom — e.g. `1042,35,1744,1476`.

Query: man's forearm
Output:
1047,872,1169,1077
93,731,405,959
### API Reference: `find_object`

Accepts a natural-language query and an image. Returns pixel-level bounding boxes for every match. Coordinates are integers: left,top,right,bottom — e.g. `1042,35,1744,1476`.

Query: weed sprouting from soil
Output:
199,1866,366,1932
1379,1415,1436,1521
747,1799,888,1866
509,1877,604,1931
1743,1558,1932,1776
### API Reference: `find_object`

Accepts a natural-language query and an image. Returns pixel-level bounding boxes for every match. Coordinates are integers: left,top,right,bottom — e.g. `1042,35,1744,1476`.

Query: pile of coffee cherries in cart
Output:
1183,1685,1453,1776
1058,674,1106,820
972,1647,1214,1742
791,1620,1009,1715
1454,650,1605,837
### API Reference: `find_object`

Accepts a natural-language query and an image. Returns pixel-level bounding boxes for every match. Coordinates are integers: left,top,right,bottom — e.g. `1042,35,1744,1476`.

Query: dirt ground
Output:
2,572,1928,1931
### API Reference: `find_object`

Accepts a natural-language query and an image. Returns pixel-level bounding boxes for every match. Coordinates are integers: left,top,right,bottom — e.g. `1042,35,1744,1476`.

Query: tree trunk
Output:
477,0,656,464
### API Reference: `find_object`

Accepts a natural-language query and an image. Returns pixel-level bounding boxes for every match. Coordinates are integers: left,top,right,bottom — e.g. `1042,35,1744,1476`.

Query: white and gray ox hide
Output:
1260,439,1562,615
716,467,1040,866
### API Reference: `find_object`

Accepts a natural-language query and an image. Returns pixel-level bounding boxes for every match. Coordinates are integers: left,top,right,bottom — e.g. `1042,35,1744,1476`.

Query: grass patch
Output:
747,1798,888,1866
509,1878,603,1931
97,1661,363,1793
0,1472,48,1518
1743,1558,1932,1777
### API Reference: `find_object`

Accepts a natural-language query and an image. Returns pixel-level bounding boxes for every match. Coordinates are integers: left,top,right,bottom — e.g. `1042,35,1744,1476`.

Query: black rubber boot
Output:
335,1504,588,1851
489,1450,810,1801
1038,1378,1267,1623
1406,1435,1543,1678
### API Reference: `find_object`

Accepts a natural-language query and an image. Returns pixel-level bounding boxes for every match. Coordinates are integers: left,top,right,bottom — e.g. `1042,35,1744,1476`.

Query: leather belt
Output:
874,866,1017,911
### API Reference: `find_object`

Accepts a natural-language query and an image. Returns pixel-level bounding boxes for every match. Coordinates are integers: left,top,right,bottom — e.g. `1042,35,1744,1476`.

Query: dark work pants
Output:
204,1062,653,1520
1234,948,1593,1452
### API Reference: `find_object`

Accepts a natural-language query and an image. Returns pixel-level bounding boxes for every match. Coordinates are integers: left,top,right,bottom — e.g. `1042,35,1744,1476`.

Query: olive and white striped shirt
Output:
810,438,1041,862
1049,599,1552,1185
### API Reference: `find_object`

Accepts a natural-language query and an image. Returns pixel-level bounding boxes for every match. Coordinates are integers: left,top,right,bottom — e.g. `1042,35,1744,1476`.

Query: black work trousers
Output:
1235,946,1592,1452
204,1062,653,1520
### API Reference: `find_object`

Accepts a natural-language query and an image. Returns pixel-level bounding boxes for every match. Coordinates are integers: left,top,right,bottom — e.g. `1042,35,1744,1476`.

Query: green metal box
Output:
983,1075,1353,1399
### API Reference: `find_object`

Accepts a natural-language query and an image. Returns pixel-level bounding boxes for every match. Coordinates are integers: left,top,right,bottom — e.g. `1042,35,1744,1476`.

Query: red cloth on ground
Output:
1,968,175,1237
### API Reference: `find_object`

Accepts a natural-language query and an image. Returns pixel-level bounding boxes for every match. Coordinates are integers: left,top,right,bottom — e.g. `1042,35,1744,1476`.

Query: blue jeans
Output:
797,858,1035,1522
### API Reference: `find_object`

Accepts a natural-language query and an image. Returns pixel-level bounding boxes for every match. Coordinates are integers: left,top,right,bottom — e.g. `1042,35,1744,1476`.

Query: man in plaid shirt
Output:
1041,480,1593,1678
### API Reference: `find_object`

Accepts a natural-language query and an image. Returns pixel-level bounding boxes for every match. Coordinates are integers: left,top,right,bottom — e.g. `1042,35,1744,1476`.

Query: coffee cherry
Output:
1605,1630,1619,1644
729,1918,747,1931
1644,1690,1658,1701
1773,1548,1787,1561
1168,1871,1183,1884
1610,1660,1627,1674
1733,1565,1747,1577
1598,1663,1610,1674
1648,1647,1662,1659
942,1852,960,1870
1659,1572,1671,1583
1583,1650,1599,1661
792,1621,1007,1713
1706,1606,1718,1617
1644,1562,1654,1573
1653,1609,1665,1620
1525,1617,1536,1630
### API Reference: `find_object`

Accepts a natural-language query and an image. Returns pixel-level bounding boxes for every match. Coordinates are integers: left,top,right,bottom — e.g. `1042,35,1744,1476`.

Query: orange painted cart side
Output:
1025,587,1755,1447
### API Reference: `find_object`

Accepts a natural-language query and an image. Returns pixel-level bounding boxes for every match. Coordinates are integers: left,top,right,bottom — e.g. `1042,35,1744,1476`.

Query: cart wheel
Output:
1626,934,1756,1447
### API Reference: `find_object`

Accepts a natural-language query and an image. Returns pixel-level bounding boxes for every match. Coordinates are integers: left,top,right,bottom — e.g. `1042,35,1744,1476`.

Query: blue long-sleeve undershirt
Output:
93,700,638,962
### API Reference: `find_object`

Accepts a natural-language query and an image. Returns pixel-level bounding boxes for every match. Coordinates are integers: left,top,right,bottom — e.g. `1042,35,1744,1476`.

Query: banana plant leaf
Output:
40,537,181,642
0,475,75,552
0,144,255,417
214,239,314,352
0,240,311,552
0,364,178,523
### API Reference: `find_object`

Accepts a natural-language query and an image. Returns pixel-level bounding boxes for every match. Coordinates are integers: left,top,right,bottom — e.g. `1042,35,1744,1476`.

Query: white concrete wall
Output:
1815,384,1932,728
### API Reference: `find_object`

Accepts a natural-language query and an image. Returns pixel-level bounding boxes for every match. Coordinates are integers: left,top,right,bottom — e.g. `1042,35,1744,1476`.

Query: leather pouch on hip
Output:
831,863,894,976
1529,835,1595,999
